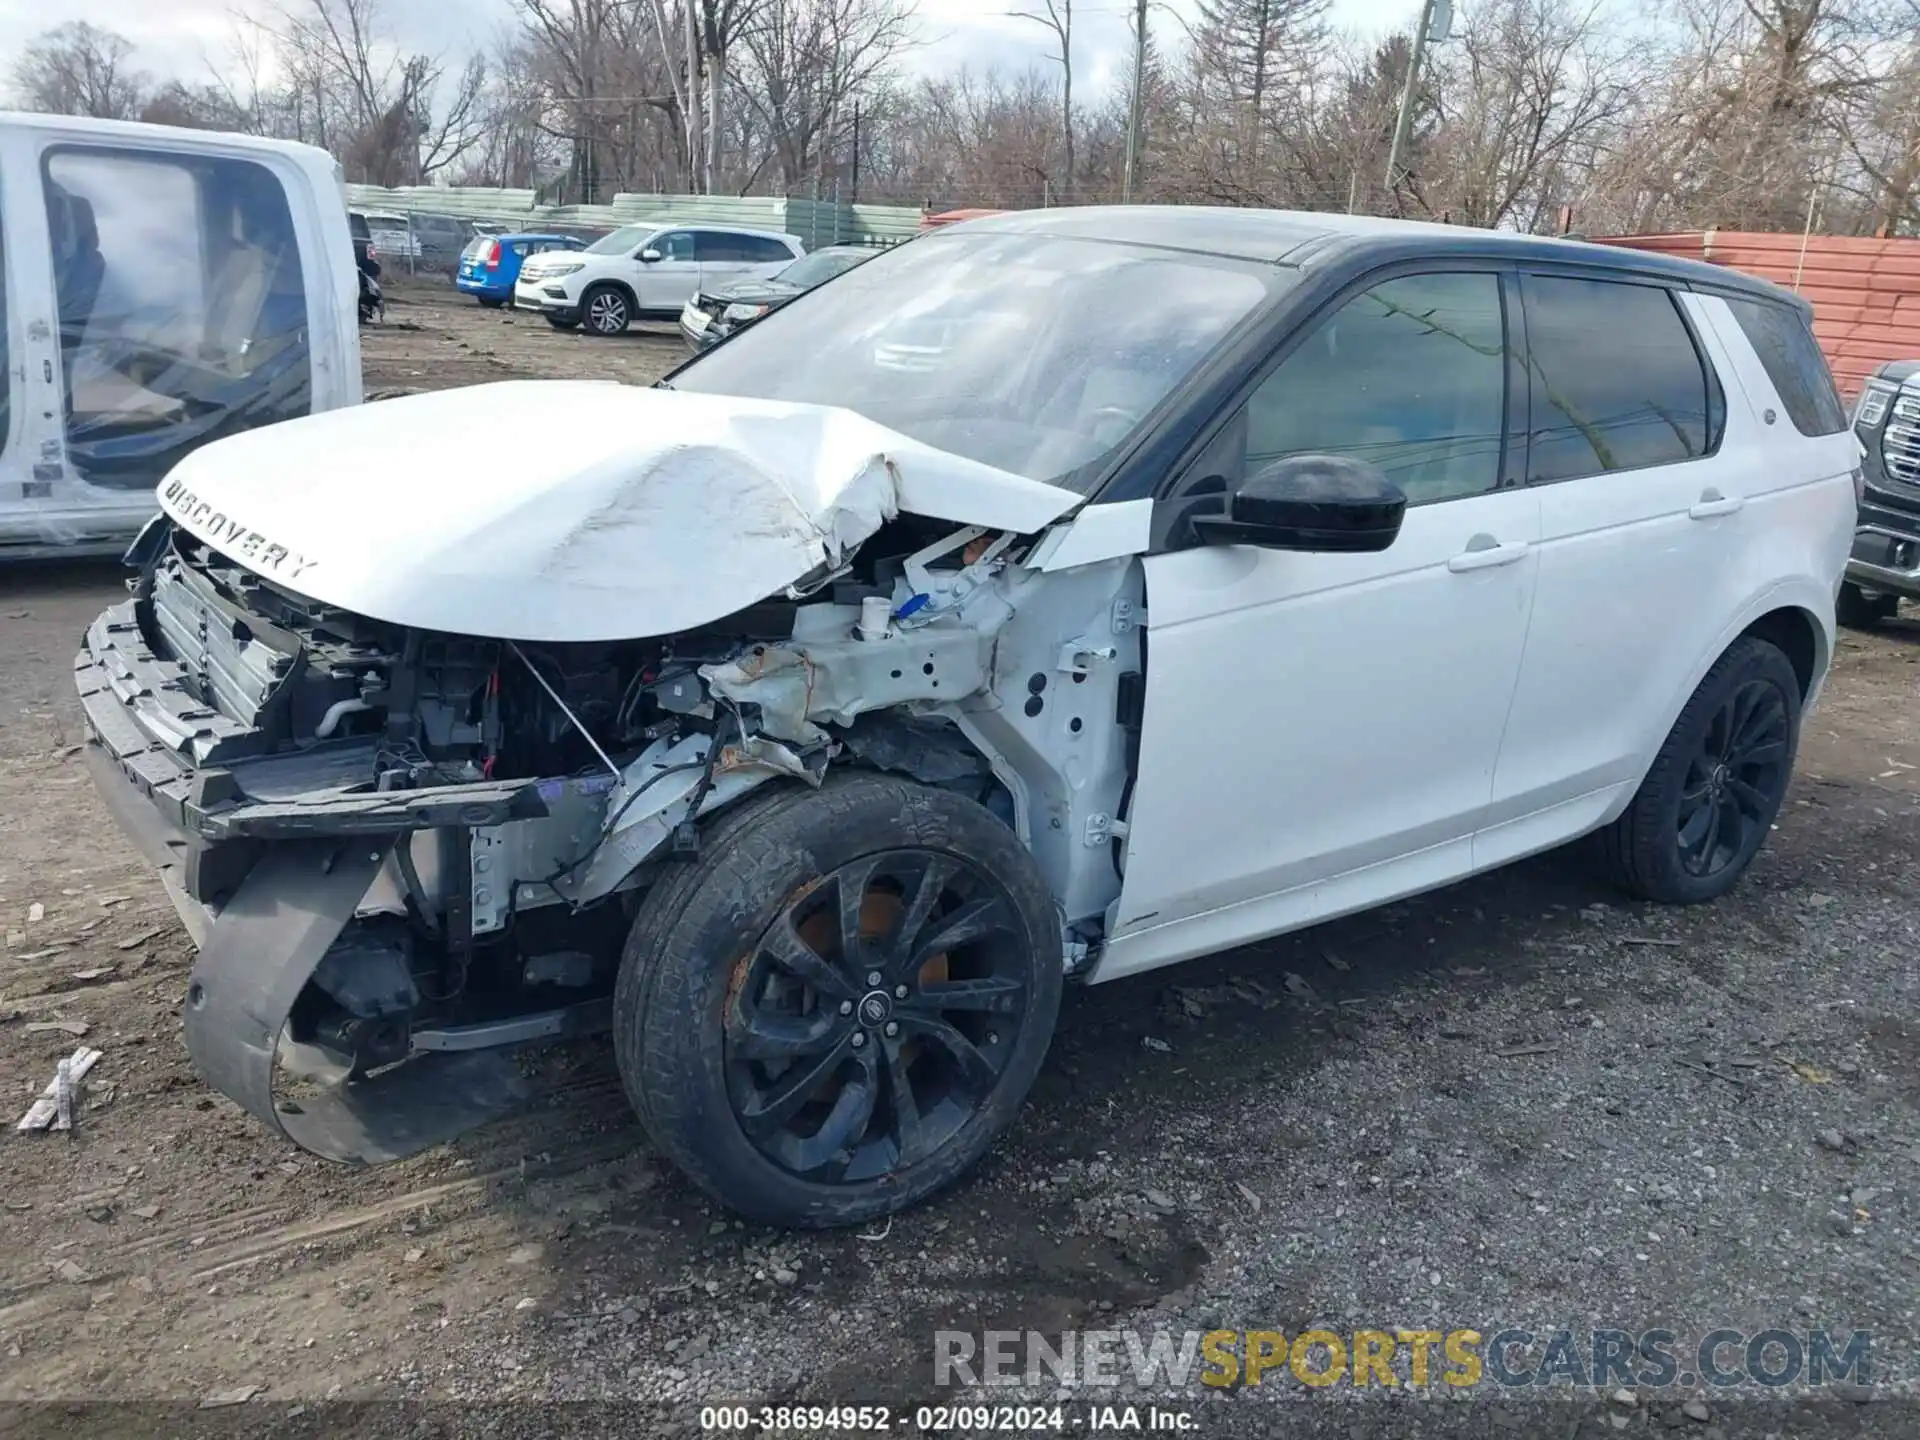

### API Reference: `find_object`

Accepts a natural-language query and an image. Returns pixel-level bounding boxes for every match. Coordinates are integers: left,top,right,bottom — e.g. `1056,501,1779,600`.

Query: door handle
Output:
1447,537,1530,573
1689,490,1745,520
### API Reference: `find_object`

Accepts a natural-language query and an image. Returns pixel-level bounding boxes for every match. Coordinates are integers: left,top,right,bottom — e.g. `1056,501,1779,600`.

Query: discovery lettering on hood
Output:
160,477,317,582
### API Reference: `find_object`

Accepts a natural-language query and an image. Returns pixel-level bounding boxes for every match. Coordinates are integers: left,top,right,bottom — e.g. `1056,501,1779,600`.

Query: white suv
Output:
80,209,1860,1227
515,222,804,336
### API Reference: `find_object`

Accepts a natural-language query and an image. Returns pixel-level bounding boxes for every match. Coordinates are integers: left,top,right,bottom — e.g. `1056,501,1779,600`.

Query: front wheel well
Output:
1739,606,1821,700
581,278,637,309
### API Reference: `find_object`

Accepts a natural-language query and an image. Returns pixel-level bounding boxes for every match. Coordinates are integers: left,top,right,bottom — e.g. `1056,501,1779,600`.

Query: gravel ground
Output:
0,283,1914,1438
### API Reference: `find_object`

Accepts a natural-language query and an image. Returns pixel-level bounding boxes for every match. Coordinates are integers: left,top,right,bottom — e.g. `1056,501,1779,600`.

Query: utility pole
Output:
1123,0,1147,203
684,0,705,192
1383,0,1449,206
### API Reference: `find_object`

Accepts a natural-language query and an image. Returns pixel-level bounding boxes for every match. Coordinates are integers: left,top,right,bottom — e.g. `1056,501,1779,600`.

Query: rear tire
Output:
613,773,1062,1228
1593,636,1801,904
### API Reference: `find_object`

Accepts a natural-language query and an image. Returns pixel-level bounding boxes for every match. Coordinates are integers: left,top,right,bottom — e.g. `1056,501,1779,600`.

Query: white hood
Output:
156,381,1083,642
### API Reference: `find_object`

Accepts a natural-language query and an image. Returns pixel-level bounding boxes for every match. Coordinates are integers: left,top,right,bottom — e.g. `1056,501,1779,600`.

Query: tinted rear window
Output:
1525,276,1721,483
1723,296,1847,435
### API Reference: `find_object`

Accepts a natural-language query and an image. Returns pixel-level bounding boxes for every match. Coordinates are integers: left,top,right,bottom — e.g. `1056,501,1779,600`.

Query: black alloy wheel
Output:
613,773,1062,1227
1675,677,1792,880
724,849,1032,1184
1594,634,1802,904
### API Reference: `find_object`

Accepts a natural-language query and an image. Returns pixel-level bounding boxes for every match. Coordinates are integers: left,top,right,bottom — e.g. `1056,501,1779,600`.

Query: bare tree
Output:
735,0,915,192
1009,0,1074,199
273,0,491,184
1416,0,1630,229
10,22,149,119
1191,0,1329,162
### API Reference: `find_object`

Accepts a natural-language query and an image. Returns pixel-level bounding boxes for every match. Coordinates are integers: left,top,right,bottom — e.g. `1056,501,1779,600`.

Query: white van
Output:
0,113,361,557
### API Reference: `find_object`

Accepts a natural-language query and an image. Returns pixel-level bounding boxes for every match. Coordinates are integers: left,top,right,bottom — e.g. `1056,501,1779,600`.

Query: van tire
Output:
613,773,1062,1227
1594,636,1801,905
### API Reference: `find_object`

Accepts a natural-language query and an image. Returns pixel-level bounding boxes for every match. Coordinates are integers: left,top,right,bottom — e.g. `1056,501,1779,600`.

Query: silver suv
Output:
515,222,804,335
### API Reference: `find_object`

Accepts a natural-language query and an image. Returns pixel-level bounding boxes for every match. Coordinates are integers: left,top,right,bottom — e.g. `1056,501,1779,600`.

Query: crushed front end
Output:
77,499,1142,1165
77,519,840,1161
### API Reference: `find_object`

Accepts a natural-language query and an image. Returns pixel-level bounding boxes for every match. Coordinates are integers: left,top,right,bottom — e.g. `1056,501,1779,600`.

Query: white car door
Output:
1476,275,1769,869
638,229,700,311
1101,270,1541,981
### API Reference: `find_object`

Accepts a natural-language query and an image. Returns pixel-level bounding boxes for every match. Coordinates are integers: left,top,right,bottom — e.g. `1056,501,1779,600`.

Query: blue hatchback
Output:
455,232,586,306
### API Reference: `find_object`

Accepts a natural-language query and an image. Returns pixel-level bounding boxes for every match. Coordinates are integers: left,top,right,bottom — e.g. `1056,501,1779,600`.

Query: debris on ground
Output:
24,1020,89,1037
199,1385,261,1408
18,1046,101,1131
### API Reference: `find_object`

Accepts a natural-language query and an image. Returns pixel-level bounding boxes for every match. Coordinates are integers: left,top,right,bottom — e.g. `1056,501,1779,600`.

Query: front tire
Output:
545,313,579,330
477,295,506,309
1836,582,1898,629
614,773,1062,1228
582,284,632,336
1594,636,1801,904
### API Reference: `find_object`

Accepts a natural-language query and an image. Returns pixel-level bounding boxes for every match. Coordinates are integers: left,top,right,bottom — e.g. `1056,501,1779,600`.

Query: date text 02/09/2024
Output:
698,1405,1197,1432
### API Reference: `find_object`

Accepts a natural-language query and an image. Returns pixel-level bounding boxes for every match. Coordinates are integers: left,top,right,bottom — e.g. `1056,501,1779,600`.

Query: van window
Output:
1524,276,1719,483
1722,295,1848,436
42,146,311,491
1227,271,1508,505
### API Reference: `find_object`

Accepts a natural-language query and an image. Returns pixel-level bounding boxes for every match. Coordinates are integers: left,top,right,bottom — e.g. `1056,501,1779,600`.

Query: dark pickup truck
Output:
1842,358,1920,626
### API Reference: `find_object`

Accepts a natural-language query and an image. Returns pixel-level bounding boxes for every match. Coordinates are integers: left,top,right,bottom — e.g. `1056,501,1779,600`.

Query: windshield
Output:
669,230,1284,490
775,250,869,288
587,224,653,256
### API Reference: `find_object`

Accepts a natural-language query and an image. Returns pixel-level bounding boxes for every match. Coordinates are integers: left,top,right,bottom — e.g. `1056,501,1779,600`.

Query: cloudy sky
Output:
5,0,1413,105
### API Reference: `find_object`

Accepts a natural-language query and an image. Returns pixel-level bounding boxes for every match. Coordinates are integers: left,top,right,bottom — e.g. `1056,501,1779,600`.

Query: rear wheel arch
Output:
1739,604,1822,700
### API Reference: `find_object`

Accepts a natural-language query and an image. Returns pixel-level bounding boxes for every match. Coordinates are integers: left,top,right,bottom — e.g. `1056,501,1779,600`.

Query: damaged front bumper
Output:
75,600,801,1164
77,601,598,1161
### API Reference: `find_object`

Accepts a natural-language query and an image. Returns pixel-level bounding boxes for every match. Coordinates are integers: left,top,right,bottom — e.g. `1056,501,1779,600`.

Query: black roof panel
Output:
961,205,1802,308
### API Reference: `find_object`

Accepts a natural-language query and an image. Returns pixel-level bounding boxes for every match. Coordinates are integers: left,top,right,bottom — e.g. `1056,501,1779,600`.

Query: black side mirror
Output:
1191,454,1406,553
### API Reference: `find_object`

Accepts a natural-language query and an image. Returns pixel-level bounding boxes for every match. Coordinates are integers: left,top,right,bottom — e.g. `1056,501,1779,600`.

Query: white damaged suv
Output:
80,209,1858,1226
514,221,803,336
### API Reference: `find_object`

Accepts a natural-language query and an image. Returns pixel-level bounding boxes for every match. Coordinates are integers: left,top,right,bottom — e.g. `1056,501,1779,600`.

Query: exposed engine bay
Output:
82,502,1143,1164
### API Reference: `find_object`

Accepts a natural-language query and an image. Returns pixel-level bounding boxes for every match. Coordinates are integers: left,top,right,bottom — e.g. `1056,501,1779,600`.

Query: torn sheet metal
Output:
558,730,825,902
702,623,994,746
157,381,1084,643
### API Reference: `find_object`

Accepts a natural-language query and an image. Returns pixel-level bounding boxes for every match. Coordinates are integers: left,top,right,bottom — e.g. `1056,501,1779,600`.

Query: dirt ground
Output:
1,282,1916,1436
